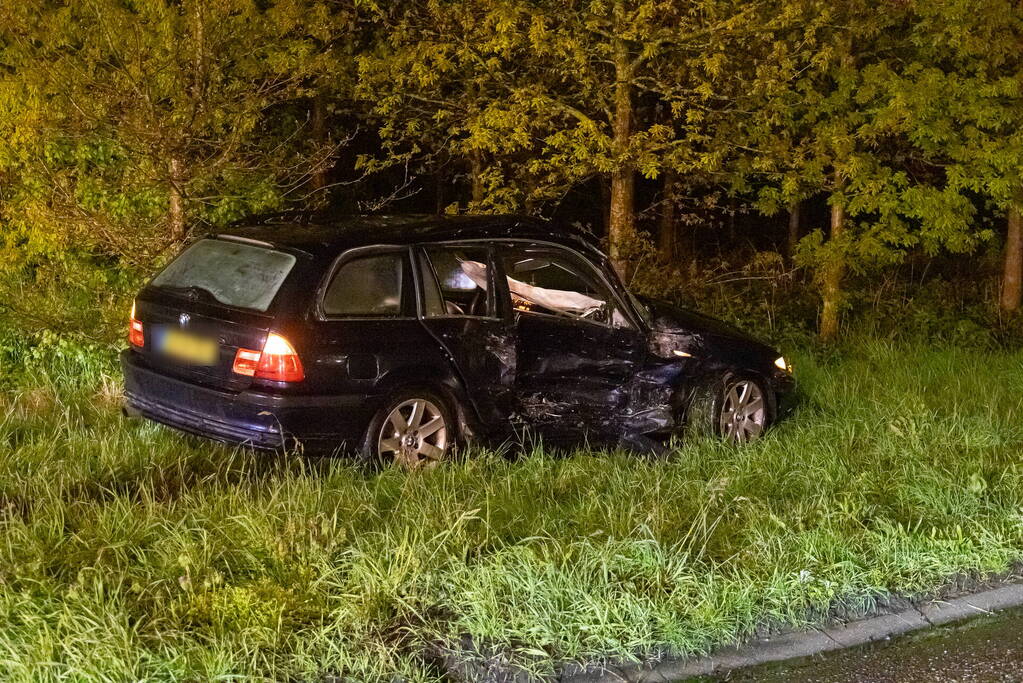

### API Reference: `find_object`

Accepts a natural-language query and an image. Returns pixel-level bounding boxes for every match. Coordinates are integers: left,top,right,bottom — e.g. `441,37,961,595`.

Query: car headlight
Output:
774,356,792,374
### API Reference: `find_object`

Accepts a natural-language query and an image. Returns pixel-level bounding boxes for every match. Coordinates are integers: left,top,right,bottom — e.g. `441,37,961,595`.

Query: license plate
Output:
157,328,218,365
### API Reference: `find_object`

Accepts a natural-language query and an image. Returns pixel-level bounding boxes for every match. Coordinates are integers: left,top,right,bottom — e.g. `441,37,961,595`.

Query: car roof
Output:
215,213,601,258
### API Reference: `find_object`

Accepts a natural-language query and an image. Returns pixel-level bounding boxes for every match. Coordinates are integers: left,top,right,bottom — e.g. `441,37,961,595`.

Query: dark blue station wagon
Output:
122,214,794,466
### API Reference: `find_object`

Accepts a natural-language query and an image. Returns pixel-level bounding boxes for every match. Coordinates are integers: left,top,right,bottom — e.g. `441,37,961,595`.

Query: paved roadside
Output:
562,583,1023,682
715,604,1023,682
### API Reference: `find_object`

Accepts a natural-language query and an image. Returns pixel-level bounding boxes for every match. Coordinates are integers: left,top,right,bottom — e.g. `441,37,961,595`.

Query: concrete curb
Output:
560,583,1023,682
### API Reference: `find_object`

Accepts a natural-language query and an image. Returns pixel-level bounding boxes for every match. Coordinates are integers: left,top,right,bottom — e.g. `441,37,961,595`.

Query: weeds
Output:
0,330,1022,680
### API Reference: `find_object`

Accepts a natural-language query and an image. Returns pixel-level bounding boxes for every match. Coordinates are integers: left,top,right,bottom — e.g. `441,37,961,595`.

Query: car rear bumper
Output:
121,350,374,451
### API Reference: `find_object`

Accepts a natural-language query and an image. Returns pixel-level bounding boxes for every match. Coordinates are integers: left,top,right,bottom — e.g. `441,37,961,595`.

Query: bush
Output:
0,251,140,345
623,234,1021,350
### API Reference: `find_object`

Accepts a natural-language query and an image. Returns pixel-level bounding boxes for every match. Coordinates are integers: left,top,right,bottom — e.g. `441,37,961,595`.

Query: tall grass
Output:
1,331,1022,680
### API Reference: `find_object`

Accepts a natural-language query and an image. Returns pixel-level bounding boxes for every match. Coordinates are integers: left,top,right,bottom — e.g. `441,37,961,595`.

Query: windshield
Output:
151,238,296,313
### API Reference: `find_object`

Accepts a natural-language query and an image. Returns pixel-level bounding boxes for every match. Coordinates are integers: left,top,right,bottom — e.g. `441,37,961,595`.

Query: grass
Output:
1,330,1023,681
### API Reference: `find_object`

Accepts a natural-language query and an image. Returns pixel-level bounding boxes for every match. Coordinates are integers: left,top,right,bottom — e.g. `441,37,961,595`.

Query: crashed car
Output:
122,214,794,465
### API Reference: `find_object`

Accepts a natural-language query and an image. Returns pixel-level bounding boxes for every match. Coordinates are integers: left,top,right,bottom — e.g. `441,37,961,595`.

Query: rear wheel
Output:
363,390,454,468
686,373,773,444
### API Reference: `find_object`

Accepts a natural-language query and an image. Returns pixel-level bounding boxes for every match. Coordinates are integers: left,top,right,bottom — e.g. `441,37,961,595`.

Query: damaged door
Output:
496,243,648,438
415,244,516,431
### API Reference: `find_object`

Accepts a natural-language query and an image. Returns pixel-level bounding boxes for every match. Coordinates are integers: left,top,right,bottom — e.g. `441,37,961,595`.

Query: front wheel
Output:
686,373,774,444
362,389,455,468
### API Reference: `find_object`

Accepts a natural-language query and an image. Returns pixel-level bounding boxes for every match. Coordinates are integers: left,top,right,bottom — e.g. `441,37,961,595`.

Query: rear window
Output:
151,238,296,312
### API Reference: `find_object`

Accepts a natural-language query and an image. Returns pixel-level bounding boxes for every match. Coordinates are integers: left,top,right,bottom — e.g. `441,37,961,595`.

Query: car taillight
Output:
232,348,262,376
129,301,145,347
232,332,304,382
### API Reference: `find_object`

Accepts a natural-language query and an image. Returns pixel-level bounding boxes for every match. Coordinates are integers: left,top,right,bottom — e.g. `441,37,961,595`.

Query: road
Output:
708,607,1023,682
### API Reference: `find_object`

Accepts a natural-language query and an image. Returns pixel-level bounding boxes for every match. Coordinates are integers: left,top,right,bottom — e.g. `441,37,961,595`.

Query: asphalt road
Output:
709,607,1023,682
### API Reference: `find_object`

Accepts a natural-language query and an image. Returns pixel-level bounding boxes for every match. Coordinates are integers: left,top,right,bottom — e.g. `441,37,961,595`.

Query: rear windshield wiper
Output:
151,284,223,305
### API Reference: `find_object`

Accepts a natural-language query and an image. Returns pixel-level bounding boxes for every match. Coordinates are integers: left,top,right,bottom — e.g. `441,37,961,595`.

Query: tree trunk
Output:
1001,201,1022,312
608,30,635,278
168,157,185,242
191,2,206,109
658,171,677,261
598,177,611,237
819,196,845,343
469,148,484,209
310,91,328,194
787,200,801,264
727,197,737,244
435,169,446,215
609,167,635,274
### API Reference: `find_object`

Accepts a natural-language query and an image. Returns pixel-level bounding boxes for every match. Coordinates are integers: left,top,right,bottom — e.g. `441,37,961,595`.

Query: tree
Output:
356,0,542,215
737,0,981,341
360,0,770,276
0,0,351,267
882,0,1023,312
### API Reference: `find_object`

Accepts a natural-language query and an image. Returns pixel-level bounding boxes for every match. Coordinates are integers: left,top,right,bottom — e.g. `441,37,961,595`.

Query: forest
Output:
1,0,1021,345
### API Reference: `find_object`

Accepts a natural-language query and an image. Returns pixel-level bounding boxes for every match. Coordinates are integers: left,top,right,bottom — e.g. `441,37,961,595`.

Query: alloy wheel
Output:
719,379,766,443
377,398,448,468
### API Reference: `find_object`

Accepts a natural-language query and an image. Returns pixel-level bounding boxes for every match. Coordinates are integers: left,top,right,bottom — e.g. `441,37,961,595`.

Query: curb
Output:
560,582,1023,682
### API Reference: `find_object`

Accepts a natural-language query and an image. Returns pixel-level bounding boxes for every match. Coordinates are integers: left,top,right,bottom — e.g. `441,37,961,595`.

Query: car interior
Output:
457,250,628,327
321,253,404,317
424,247,490,316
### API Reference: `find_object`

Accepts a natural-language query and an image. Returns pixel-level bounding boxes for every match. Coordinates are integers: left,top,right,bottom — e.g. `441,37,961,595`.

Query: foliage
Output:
627,236,1018,351
3,3,1023,678
1,0,1023,335
0,0,355,267
359,0,780,270
723,0,1015,337
891,0,1023,212
0,250,139,343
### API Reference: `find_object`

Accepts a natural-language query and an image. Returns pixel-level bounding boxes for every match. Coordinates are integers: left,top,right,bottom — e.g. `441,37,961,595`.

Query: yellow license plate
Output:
160,329,218,365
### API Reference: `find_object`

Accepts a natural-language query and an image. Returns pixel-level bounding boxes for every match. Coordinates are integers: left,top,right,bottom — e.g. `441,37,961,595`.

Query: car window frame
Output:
496,239,642,332
315,245,417,321
412,241,504,322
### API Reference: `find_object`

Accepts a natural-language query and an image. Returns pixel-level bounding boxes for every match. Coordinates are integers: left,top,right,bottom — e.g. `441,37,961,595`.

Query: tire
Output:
361,388,457,468
685,372,774,444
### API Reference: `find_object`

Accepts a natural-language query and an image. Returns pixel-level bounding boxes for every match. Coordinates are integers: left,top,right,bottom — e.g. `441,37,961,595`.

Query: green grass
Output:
1,332,1023,681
